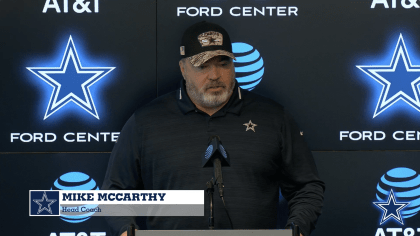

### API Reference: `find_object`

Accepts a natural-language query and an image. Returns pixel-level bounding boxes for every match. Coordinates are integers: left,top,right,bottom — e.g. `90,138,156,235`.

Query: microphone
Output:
127,224,135,236
202,135,230,198
202,136,234,229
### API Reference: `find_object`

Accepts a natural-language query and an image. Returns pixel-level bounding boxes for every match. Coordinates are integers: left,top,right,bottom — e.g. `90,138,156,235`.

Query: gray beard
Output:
186,79,235,109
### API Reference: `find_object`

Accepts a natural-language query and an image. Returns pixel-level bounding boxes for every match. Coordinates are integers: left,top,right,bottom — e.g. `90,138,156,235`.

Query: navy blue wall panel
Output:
313,151,420,236
1,0,420,235
156,0,420,150
0,0,157,152
0,153,112,235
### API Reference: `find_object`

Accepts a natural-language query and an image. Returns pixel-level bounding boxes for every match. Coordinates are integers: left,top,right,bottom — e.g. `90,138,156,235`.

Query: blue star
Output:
373,189,409,225
33,191,57,214
357,34,420,118
27,36,115,120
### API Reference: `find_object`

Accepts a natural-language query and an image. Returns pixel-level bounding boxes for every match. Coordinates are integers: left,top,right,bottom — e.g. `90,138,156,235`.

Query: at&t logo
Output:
51,172,100,223
371,0,420,8
50,232,105,236
232,42,264,91
43,0,100,13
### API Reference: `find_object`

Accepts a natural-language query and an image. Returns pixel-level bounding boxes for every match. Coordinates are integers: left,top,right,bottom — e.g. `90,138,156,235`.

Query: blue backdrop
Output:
1,0,420,235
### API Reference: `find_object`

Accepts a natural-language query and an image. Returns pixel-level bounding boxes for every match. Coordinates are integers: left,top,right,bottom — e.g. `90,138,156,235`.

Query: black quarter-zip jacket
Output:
102,80,325,236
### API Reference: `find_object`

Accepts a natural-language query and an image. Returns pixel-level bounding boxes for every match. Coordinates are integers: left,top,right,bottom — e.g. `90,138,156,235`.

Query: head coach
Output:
102,21,325,236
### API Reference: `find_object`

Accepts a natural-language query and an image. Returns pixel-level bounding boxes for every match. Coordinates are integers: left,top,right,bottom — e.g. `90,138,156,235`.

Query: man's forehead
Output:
200,55,231,65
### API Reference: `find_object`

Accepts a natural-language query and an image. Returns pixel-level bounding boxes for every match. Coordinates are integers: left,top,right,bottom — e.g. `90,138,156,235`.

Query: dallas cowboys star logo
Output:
357,34,420,118
373,189,409,225
243,120,257,132
27,36,115,120
33,191,57,214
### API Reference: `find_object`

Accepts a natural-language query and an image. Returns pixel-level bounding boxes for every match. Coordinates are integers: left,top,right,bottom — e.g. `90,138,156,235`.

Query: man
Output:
102,21,325,236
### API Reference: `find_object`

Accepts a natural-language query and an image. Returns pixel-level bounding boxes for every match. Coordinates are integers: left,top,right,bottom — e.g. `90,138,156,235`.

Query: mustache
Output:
204,81,226,91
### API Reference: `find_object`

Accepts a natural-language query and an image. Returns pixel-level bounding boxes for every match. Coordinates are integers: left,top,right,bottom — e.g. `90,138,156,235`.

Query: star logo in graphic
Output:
357,34,420,118
373,189,409,225
27,36,115,120
33,191,57,214
243,120,257,132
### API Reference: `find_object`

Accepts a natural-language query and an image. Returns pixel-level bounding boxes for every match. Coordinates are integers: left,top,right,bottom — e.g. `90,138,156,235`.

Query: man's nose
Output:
207,65,221,80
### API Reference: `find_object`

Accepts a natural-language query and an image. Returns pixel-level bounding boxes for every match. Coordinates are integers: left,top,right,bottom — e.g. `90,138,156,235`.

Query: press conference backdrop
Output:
1,0,420,235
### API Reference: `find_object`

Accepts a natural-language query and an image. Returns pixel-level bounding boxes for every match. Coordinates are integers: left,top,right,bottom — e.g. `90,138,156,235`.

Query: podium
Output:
135,229,294,236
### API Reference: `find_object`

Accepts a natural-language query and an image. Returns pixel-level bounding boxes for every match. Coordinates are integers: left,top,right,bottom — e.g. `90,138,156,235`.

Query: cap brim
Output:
189,50,236,67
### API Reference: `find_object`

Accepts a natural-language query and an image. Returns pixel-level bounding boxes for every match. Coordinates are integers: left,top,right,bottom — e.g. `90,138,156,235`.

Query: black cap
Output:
180,21,236,67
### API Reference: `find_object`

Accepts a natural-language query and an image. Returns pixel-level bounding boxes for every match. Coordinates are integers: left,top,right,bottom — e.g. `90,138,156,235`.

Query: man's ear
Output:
179,59,186,79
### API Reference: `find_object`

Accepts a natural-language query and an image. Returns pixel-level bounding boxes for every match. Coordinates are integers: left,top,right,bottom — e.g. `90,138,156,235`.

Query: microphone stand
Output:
206,178,215,230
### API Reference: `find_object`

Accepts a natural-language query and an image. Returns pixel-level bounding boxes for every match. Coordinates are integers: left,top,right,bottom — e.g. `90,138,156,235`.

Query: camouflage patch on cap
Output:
189,50,236,67
198,31,223,47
